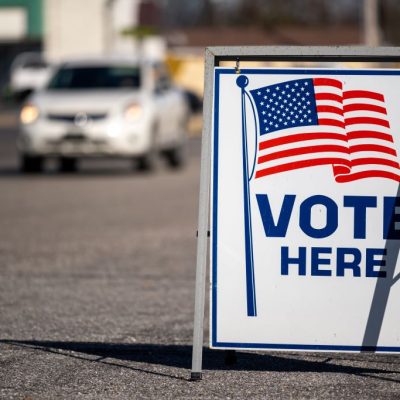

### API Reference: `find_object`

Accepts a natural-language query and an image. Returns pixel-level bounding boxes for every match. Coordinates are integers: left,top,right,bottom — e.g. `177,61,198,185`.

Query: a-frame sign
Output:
191,47,400,380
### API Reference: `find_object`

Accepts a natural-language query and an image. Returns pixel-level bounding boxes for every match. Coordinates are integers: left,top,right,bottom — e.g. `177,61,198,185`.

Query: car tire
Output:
59,157,78,173
135,150,156,172
20,154,44,173
134,128,158,172
163,145,186,169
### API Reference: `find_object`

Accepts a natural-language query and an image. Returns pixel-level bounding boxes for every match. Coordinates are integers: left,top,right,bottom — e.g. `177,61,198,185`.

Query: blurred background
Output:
0,0,397,143
0,0,399,106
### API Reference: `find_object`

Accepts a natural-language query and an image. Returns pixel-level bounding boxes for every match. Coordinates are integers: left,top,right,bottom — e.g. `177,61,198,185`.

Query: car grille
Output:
46,112,107,122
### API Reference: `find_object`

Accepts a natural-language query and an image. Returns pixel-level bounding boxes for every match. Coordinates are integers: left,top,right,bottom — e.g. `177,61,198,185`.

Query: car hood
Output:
30,89,145,113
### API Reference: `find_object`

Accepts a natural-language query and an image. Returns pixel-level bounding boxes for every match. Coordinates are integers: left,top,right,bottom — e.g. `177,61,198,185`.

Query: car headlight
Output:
20,104,40,124
124,103,142,121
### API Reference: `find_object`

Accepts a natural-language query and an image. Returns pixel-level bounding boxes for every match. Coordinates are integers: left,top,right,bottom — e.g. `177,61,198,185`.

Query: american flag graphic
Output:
249,77,400,182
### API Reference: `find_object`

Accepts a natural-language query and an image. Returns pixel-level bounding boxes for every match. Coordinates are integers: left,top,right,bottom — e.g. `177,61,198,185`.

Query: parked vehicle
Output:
17,57,189,172
10,52,53,101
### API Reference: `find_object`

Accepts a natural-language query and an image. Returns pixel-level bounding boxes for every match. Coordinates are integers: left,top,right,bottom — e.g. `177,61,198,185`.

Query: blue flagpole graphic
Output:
236,75,257,317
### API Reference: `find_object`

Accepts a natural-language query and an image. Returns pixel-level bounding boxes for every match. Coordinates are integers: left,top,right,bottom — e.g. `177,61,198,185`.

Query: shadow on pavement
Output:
1,340,399,382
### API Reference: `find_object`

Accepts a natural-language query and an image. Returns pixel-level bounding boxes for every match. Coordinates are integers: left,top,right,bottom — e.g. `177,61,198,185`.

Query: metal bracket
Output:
196,230,210,238
235,57,241,74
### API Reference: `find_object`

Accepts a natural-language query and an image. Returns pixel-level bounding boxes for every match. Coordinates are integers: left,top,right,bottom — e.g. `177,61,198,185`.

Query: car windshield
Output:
47,66,141,89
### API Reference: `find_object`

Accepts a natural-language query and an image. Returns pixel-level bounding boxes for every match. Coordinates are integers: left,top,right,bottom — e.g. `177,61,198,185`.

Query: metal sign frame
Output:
190,46,400,381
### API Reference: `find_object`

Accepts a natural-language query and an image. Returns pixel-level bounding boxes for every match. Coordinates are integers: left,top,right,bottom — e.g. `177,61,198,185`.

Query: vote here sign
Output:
211,67,400,352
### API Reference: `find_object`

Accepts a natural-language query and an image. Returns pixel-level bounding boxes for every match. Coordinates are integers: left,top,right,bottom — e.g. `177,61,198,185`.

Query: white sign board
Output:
211,67,400,352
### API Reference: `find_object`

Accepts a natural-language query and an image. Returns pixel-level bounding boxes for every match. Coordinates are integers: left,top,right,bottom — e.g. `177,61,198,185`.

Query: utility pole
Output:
363,0,381,46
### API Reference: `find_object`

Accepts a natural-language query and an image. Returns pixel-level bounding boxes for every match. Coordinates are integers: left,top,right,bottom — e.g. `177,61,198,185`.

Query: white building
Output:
44,0,165,61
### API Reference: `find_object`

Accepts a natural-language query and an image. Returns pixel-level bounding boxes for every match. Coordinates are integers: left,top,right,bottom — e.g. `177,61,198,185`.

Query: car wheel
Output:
135,149,157,172
59,157,78,173
163,145,186,169
20,154,44,173
134,128,158,172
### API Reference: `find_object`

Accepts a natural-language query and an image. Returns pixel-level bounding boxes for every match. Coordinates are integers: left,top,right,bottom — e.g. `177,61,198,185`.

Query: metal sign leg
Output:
190,48,215,381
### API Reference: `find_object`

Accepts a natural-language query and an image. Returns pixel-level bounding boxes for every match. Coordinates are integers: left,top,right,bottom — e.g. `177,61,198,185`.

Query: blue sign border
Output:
211,67,400,352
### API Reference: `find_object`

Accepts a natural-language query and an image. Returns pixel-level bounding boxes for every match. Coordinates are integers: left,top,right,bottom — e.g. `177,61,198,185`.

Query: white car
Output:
17,57,189,172
10,52,53,100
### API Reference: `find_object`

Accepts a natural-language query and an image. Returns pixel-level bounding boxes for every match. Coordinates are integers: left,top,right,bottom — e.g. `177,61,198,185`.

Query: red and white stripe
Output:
335,89,400,182
255,77,400,182
255,78,350,179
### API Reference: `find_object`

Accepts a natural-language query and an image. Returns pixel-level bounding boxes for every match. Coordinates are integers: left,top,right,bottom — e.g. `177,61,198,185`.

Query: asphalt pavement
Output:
1,114,400,399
